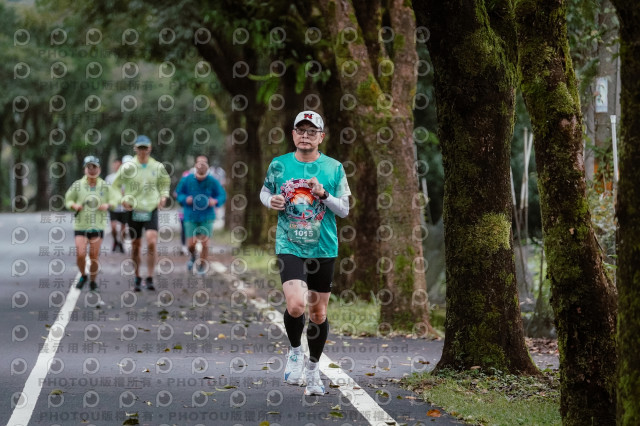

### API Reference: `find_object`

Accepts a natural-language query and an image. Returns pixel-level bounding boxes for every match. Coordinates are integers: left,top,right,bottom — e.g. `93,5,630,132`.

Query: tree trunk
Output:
196,39,268,245
417,0,538,373
319,0,432,333
319,70,382,301
515,0,618,423
223,111,244,232
243,110,267,246
34,155,49,211
593,0,619,180
610,1,640,424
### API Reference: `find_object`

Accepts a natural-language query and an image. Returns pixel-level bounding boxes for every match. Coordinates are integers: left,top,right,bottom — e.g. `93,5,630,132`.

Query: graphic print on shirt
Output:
281,178,325,245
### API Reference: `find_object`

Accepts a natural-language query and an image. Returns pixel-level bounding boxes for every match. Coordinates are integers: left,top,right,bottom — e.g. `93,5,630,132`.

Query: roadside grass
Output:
327,293,380,336
233,244,447,336
403,368,561,425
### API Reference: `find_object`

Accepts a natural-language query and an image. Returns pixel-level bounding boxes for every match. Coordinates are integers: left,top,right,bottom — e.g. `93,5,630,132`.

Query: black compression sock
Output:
307,318,329,363
283,310,305,348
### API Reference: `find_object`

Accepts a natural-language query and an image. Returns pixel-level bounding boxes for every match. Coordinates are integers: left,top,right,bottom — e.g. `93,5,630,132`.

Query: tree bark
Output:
417,0,538,373
321,71,381,299
196,40,268,245
610,1,640,424
515,0,618,422
319,0,432,333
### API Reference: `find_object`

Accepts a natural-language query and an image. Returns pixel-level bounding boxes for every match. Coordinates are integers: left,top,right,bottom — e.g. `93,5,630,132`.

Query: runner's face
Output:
135,145,151,160
293,123,324,154
195,157,208,175
85,164,100,178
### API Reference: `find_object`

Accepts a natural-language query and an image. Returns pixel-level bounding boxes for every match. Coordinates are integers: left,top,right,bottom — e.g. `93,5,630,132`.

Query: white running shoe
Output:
304,365,325,395
283,348,305,385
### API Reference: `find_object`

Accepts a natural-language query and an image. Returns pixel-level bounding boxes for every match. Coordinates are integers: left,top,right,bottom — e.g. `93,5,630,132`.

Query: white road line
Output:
7,277,81,426
249,296,399,426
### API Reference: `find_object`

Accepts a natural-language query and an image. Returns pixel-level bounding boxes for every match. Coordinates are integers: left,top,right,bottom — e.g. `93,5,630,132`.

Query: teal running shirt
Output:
263,152,351,258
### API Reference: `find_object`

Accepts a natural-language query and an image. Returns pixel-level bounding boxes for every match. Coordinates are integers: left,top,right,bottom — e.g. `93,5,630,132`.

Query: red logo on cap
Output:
304,114,313,119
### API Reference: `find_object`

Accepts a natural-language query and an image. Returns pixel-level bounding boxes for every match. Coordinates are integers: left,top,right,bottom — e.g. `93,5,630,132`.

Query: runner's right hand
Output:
270,194,285,210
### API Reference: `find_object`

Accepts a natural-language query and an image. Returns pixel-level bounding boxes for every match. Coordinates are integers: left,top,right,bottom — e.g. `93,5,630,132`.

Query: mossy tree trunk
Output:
321,71,381,300
318,0,432,333
515,0,618,423
416,0,538,373
196,42,267,246
610,1,640,424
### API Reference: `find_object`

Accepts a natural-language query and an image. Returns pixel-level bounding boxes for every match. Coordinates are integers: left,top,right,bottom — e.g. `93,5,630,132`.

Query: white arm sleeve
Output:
260,185,274,209
323,194,350,218
262,185,349,217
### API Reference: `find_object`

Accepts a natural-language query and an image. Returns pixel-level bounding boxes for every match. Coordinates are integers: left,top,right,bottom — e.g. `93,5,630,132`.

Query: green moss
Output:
458,29,494,77
392,33,405,53
470,213,511,255
549,82,576,116
395,253,413,293
356,74,382,106
347,12,358,27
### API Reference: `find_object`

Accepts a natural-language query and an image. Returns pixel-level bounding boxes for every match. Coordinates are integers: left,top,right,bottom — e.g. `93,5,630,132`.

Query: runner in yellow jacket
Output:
109,135,170,291
65,155,111,291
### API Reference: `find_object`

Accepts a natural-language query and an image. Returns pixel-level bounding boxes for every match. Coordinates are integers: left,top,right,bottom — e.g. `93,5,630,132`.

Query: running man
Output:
260,110,351,395
65,155,111,291
176,154,226,275
109,135,170,291
104,157,129,253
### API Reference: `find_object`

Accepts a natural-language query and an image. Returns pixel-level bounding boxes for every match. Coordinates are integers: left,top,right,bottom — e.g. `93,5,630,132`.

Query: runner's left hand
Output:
307,177,325,197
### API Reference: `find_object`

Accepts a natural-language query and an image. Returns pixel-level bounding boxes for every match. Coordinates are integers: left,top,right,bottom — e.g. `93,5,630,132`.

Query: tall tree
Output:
515,0,618,423
416,0,538,373
610,1,640,424
318,0,433,331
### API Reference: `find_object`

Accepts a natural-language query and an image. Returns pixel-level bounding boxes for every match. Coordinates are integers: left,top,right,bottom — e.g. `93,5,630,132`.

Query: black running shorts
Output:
277,254,335,293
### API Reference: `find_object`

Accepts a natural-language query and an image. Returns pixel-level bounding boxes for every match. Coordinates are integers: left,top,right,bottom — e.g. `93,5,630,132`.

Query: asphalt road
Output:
0,212,557,426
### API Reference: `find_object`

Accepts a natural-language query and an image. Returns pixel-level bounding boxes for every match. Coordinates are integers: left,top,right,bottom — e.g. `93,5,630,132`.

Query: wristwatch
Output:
319,190,329,200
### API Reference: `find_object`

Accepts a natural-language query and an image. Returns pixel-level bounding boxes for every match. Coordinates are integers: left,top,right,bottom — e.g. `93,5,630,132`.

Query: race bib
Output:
287,220,321,245
132,210,152,222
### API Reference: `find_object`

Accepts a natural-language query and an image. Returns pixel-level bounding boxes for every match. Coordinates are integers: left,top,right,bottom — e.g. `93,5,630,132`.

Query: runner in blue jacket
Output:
176,154,226,274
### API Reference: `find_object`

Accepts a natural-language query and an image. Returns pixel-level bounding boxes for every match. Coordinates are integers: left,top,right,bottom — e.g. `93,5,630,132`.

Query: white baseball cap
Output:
293,110,324,130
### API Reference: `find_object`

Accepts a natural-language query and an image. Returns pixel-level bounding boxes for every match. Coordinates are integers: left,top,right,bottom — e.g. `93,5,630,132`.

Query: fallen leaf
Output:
427,409,442,418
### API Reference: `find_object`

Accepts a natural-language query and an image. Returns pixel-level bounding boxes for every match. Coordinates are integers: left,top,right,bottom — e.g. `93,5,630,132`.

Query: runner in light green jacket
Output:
65,155,111,291
109,135,170,291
